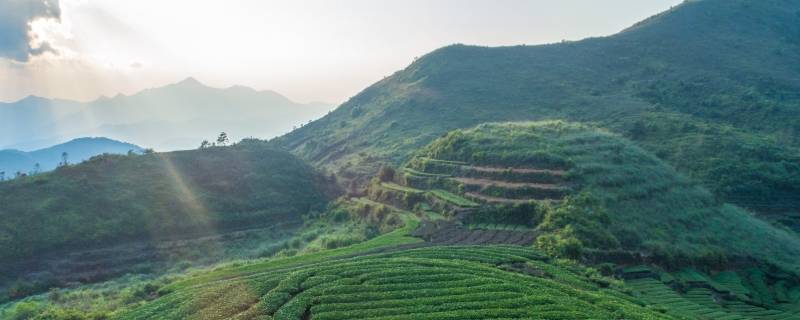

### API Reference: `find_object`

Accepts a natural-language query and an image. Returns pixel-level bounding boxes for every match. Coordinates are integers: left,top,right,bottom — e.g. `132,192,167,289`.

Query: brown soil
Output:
414,220,537,246
462,165,566,176
454,177,566,190
465,192,536,204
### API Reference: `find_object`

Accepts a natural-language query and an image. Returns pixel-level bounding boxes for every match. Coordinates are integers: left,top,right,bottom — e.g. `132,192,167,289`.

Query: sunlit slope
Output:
405,121,800,271
120,232,675,320
0,141,337,262
277,0,800,226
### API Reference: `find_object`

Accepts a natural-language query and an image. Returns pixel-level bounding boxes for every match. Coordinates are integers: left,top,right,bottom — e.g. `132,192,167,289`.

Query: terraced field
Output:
121,244,677,320
411,220,537,246
365,179,541,247
624,267,800,320
403,157,571,205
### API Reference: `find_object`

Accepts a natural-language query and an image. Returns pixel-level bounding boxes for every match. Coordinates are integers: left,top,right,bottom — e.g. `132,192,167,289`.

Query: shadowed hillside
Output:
277,0,800,228
0,141,338,264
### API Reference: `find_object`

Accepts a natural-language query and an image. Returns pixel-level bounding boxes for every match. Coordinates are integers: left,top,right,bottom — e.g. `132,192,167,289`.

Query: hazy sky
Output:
0,0,682,104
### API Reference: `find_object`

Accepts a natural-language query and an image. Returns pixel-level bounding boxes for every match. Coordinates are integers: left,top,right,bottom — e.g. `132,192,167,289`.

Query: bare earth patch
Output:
462,165,566,176
465,192,534,204
454,177,566,190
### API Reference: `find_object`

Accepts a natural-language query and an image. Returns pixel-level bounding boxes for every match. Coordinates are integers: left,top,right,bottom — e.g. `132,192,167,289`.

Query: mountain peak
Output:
17,95,49,104
176,77,204,87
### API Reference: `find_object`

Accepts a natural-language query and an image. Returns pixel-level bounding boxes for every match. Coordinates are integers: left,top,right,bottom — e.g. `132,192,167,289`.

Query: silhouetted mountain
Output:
0,78,334,151
0,137,142,177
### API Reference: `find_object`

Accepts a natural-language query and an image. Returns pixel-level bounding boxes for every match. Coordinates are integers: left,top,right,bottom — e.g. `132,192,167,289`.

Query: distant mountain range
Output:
0,137,142,177
0,78,334,151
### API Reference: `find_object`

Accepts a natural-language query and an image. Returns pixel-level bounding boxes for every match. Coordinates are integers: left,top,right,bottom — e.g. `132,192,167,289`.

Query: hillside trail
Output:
454,177,565,190
461,165,566,176
465,192,541,204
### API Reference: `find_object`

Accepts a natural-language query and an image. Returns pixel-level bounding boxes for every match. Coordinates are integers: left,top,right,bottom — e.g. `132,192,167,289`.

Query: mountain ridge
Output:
0,137,143,177
0,78,334,151
276,0,800,227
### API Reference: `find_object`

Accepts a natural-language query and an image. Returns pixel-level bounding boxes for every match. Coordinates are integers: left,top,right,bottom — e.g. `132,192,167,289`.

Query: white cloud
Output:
0,0,62,62
0,0,683,103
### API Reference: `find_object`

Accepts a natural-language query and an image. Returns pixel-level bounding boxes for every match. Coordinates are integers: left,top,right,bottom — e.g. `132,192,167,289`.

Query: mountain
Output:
4,1,800,318
0,137,143,177
0,78,334,151
277,0,800,229
114,122,800,320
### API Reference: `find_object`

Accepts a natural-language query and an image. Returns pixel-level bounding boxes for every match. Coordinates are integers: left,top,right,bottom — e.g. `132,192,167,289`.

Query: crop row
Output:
123,246,679,320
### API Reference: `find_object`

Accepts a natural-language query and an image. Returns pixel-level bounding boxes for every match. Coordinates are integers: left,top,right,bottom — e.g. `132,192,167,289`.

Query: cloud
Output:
0,0,61,62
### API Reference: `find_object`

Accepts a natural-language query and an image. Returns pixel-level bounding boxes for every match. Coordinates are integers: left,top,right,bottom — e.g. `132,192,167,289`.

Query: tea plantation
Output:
119,221,674,320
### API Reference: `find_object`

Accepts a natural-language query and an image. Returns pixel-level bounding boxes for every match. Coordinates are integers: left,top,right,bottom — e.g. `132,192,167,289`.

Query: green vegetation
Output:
604,111,800,229
380,182,425,195
428,189,479,207
120,245,676,320
0,275,175,320
276,0,800,228
623,265,800,319
0,201,415,319
0,141,337,268
5,1,800,319
409,121,800,271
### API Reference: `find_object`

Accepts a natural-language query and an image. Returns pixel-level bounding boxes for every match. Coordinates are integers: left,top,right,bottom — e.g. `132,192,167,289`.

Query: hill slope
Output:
402,121,800,271
119,223,676,320
0,141,337,264
277,0,800,228
0,137,143,176
0,78,333,151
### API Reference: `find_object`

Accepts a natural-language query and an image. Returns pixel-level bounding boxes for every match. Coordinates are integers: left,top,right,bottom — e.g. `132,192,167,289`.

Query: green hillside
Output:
0,140,337,264
116,216,676,320
4,123,798,318
276,0,800,228
402,121,800,271
5,1,800,319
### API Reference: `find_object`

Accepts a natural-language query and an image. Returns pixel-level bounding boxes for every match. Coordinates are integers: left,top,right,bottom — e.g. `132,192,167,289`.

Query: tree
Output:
628,120,647,139
199,140,211,149
143,148,155,154
60,152,69,167
0,171,5,181
33,163,41,175
216,132,229,146
377,166,396,182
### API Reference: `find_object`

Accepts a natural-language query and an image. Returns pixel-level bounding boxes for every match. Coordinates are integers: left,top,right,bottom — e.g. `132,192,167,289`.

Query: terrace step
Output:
465,192,543,204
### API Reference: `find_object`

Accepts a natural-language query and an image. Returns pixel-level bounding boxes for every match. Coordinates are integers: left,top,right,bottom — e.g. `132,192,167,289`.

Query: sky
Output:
0,0,683,104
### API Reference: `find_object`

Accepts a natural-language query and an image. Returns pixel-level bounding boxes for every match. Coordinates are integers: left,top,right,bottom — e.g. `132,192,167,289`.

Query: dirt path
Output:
454,177,566,190
465,192,535,204
462,165,566,176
